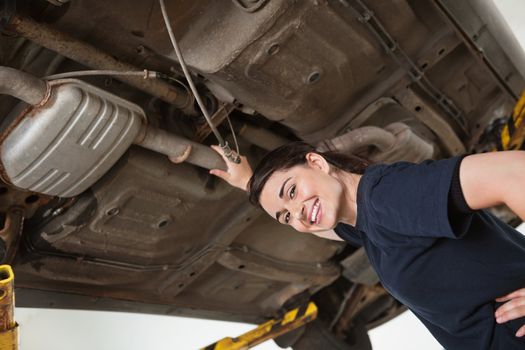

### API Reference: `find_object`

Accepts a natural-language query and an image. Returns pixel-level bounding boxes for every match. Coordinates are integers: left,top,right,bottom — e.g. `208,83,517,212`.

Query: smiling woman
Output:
210,142,525,349
248,143,368,233
212,142,368,237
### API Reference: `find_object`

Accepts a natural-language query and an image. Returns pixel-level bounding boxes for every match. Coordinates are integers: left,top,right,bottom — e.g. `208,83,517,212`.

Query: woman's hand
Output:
209,145,253,191
495,288,525,337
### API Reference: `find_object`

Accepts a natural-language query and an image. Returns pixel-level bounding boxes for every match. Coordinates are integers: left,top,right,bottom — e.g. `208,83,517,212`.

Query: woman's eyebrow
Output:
279,177,292,198
276,177,292,221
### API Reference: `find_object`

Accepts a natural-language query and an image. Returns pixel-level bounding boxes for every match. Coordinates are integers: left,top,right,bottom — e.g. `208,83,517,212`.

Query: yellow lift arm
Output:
0,265,17,350
500,90,525,151
200,302,317,350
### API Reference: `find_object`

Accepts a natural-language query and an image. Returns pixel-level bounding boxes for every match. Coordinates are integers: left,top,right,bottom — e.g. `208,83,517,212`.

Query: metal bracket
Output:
194,104,236,142
0,208,24,264
345,0,468,134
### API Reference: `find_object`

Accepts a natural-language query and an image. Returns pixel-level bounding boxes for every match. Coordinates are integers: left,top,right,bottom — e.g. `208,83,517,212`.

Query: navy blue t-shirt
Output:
335,157,525,350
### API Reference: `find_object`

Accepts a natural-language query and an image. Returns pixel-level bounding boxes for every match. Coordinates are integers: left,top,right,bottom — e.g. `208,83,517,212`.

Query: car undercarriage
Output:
0,0,524,348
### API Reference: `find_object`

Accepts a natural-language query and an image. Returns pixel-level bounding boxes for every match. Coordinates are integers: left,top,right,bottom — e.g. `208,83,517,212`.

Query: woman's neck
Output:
338,171,362,226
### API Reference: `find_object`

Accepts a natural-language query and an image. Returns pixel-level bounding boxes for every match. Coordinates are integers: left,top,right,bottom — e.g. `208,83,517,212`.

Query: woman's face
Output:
259,153,346,233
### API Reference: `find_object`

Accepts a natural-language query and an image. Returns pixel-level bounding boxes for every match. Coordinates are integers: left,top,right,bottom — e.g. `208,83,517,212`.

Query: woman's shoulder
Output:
356,156,466,239
361,157,461,185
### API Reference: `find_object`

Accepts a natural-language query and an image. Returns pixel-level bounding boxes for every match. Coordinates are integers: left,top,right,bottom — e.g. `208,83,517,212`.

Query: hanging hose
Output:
158,0,241,164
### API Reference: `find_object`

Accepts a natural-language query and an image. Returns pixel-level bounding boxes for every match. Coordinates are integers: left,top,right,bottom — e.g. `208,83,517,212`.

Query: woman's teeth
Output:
310,199,320,224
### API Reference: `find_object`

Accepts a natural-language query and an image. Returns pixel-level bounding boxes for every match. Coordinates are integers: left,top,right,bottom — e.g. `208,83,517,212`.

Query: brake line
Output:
158,0,241,163
43,69,194,103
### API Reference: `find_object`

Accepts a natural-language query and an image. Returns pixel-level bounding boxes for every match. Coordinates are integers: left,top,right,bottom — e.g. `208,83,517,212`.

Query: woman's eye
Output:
289,185,296,199
284,212,291,224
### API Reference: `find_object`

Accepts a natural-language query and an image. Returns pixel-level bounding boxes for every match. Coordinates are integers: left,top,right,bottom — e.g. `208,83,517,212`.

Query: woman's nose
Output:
290,202,305,220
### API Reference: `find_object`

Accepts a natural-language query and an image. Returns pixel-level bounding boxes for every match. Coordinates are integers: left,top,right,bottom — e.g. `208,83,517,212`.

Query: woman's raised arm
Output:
460,150,525,220
209,145,253,191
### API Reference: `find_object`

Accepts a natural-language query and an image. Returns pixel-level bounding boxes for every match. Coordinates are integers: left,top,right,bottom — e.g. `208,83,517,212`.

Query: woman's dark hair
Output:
247,142,370,207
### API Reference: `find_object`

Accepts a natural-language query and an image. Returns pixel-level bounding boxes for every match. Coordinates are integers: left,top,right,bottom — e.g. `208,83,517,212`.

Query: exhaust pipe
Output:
134,126,225,170
0,67,225,197
0,66,49,105
318,126,396,155
318,123,434,163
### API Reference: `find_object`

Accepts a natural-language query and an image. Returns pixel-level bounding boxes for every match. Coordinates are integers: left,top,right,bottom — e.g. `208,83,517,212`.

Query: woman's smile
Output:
310,198,321,224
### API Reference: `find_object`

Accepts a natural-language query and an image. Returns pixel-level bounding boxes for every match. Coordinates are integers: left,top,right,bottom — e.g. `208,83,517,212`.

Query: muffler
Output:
0,67,225,197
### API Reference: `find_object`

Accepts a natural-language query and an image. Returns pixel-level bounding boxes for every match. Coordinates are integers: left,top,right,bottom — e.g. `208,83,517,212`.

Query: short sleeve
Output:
448,155,474,214
360,157,472,239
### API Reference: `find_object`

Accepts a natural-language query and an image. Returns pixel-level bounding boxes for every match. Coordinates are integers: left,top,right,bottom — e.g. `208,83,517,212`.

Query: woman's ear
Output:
305,152,330,173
